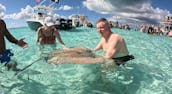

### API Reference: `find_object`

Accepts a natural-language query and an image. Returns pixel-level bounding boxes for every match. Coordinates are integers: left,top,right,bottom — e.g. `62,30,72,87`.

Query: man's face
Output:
96,22,108,37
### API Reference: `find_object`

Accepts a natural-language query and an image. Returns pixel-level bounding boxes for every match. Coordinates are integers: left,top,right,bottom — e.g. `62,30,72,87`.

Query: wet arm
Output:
105,39,118,59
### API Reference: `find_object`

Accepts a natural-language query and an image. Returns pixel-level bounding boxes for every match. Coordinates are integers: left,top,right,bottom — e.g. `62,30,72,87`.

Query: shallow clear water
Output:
0,27,172,94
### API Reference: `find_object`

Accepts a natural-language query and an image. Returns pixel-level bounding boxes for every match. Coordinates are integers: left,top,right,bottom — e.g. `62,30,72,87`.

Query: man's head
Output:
44,17,55,26
96,18,111,37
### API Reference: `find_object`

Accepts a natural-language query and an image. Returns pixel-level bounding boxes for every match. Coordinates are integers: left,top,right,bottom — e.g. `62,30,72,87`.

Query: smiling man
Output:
93,18,134,64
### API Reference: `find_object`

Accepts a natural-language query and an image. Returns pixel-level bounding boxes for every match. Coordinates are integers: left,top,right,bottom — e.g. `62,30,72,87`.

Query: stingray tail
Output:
14,58,43,76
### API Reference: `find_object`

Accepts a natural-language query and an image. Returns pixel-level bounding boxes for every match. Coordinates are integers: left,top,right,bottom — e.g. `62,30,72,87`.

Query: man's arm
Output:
105,37,118,59
1,20,28,48
0,20,18,44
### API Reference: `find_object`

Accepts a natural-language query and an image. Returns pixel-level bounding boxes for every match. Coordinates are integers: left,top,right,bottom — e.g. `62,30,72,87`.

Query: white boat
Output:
69,14,94,28
159,15,172,36
26,0,73,31
161,16,172,25
69,14,82,27
161,16,172,31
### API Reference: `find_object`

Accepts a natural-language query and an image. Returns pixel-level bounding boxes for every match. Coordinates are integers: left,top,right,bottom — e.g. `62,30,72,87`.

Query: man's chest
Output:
102,42,110,51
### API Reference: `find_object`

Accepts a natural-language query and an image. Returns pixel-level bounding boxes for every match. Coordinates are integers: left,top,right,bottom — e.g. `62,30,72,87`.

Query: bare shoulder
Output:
0,19,7,32
101,38,105,43
0,19,5,24
0,19,6,27
37,26,43,32
111,33,122,40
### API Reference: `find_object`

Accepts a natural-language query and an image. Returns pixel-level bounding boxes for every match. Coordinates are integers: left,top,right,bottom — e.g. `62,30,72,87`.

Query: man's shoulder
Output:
110,34,123,42
0,19,6,30
0,19,5,25
0,19,2,22
112,33,122,38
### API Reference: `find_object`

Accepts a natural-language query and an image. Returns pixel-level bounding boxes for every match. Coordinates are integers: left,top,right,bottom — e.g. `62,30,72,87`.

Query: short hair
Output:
96,18,109,25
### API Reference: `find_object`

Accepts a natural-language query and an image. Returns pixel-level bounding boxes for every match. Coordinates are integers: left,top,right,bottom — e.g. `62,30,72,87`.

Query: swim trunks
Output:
113,55,134,65
0,49,14,63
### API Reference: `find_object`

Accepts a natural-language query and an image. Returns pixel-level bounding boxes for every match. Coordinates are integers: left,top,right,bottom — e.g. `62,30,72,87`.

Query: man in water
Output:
0,19,28,70
93,18,134,65
36,17,67,49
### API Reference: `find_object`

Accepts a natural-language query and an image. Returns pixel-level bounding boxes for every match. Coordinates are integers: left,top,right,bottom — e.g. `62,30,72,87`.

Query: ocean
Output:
0,27,172,94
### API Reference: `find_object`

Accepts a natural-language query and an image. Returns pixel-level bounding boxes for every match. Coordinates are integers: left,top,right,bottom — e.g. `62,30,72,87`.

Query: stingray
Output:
47,46,106,64
14,46,116,76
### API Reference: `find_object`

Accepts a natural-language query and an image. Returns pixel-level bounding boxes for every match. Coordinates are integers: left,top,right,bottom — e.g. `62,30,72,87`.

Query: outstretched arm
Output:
1,20,28,48
1,20,18,44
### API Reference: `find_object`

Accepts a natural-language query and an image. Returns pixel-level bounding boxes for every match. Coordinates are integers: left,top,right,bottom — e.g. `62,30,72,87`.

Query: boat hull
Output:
55,18,73,30
27,20,73,31
27,21,43,31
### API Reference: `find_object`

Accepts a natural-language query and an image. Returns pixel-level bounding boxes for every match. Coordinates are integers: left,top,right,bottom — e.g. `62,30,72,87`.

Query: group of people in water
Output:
140,24,172,37
110,20,172,37
0,17,134,71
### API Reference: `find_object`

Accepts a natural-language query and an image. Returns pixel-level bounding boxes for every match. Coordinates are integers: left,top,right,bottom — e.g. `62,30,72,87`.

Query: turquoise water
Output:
1,27,172,94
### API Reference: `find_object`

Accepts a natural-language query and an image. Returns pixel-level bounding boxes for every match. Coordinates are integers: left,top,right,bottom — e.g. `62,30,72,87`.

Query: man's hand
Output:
63,46,69,50
91,48,96,51
17,38,28,48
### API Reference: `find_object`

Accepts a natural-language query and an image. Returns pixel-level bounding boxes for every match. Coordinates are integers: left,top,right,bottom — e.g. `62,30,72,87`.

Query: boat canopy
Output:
34,5,56,11
34,0,60,11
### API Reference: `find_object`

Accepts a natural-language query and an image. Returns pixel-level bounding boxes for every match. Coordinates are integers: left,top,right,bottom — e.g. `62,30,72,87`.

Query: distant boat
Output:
55,18,73,30
27,19,43,31
161,16,172,25
69,14,82,27
161,16,172,29
26,0,73,31
161,15,172,35
69,14,94,28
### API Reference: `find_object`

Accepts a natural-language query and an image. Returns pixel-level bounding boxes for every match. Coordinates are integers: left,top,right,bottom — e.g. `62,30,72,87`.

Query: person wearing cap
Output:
36,17,67,49
0,19,28,70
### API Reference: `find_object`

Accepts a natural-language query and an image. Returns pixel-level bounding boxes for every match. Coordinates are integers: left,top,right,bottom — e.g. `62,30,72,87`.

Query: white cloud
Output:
0,4,6,18
0,4,65,28
83,0,171,25
4,5,34,20
58,5,73,11
2,4,65,21
83,0,115,14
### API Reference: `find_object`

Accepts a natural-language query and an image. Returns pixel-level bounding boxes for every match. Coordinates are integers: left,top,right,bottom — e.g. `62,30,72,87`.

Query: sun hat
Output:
44,16,55,26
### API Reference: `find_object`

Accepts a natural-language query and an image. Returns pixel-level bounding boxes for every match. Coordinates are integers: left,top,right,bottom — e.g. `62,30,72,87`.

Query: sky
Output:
0,0,172,28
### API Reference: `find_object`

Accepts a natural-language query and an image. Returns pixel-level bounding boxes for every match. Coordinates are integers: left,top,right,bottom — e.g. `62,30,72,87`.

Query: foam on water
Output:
0,27,172,94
